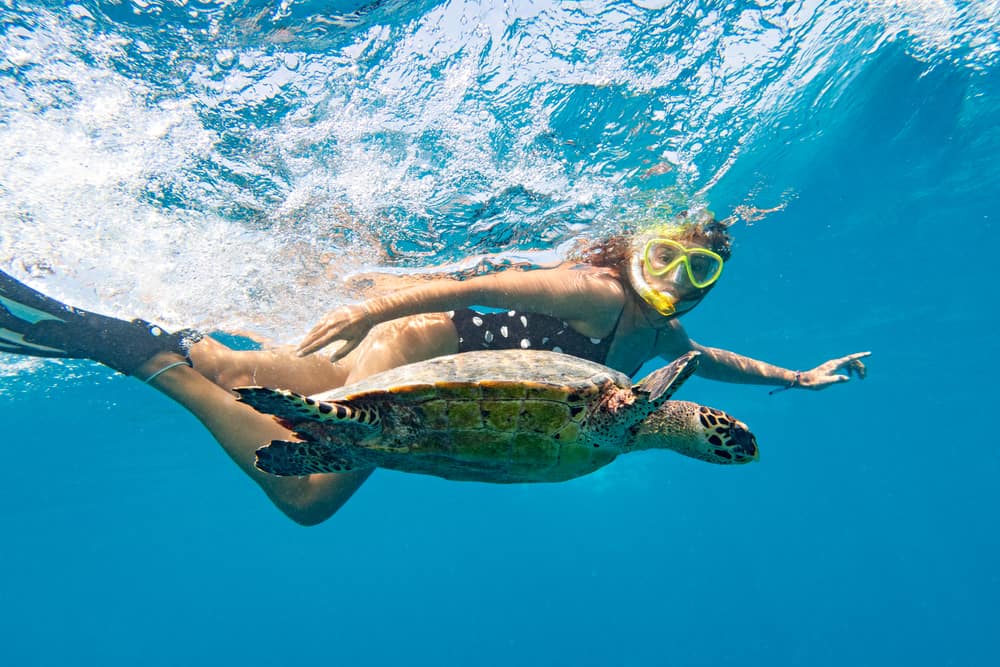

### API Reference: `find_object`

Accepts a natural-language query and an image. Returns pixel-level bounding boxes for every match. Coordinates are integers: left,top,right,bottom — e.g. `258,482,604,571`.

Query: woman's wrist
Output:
768,370,802,395
358,299,378,325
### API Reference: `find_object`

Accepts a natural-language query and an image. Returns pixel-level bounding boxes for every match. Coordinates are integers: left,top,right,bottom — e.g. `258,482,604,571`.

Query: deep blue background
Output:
2,3,998,667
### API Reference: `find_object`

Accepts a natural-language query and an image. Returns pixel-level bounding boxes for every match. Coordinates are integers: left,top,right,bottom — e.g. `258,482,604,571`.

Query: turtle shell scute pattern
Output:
312,350,631,405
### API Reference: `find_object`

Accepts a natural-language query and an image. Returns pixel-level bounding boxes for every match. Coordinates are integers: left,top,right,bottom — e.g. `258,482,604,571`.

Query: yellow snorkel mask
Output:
627,225,725,317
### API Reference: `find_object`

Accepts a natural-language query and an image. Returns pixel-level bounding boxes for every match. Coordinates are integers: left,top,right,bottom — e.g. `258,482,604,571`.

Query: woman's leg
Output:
185,312,459,392
2,268,461,524
138,351,372,526
188,336,350,396
141,313,460,525
340,313,459,383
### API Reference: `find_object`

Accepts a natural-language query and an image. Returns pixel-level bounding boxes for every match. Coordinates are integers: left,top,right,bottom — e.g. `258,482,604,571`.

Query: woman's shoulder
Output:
560,261,624,281
562,263,629,303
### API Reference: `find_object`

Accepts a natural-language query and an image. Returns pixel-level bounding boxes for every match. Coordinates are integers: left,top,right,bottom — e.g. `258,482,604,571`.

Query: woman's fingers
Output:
841,352,871,379
297,314,348,356
297,321,339,356
824,351,870,379
802,351,871,389
297,304,375,358
328,336,362,363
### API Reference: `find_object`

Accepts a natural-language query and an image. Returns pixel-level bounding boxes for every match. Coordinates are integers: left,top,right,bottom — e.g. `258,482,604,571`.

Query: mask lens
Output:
686,252,722,287
644,240,685,275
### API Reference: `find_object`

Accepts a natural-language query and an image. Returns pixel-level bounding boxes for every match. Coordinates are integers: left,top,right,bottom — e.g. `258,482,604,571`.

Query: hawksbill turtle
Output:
236,349,758,484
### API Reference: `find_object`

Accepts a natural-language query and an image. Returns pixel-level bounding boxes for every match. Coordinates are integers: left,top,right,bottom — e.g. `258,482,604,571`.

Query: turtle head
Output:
631,400,758,465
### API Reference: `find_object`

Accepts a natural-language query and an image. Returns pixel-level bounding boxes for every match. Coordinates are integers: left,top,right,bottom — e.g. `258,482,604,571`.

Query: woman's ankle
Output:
137,352,189,384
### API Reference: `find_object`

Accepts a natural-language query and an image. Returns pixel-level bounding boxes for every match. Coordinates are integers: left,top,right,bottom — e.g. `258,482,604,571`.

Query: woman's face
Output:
629,234,724,318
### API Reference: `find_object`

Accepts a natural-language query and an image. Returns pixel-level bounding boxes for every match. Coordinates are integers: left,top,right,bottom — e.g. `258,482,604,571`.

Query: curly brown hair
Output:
570,211,733,272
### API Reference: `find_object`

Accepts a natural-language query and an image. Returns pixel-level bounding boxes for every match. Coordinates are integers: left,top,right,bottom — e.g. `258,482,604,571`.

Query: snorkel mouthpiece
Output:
628,251,677,316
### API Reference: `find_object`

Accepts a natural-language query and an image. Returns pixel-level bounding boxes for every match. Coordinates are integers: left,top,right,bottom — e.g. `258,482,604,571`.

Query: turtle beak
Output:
728,421,759,463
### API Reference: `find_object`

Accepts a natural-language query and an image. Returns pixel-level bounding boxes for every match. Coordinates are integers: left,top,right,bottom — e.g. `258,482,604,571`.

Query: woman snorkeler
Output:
0,211,868,525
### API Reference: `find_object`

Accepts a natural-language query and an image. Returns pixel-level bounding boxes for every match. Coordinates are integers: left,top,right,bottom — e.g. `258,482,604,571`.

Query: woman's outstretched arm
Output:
656,323,869,390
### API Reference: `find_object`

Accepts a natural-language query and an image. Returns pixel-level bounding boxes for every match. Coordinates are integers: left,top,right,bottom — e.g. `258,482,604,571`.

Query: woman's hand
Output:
796,351,870,390
297,304,375,361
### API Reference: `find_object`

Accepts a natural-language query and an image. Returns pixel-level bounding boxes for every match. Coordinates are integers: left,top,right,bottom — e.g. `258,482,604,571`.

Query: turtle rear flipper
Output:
632,351,700,402
255,440,357,476
235,387,381,429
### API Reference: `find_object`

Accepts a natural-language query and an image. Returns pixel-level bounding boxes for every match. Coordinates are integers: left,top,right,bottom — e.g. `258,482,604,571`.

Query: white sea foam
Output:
0,0,993,353
865,0,1000,69
0,10,364,339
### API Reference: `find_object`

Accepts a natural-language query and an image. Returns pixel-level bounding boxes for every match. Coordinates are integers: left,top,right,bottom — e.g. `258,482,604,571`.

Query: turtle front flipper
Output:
235,387,381,430
632,351,700,402
583,352,702,450
255,440,358,476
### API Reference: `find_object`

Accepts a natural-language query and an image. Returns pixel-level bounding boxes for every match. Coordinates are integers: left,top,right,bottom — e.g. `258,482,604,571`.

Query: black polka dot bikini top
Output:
450,307,614,365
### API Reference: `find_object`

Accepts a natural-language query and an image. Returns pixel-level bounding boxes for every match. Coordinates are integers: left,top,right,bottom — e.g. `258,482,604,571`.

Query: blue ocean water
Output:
1,1,998,665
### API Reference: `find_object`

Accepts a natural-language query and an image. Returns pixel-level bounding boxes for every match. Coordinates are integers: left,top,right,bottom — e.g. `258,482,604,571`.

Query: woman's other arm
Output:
298,266,626,359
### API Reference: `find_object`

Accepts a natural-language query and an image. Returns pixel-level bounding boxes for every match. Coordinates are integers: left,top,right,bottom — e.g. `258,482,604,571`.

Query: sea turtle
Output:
235,349,758,484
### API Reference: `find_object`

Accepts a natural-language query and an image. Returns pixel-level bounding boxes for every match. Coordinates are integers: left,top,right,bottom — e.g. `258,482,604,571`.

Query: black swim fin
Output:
0,268,202,376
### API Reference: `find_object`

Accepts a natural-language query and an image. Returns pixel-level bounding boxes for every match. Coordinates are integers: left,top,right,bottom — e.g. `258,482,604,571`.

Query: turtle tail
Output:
0,269,202,376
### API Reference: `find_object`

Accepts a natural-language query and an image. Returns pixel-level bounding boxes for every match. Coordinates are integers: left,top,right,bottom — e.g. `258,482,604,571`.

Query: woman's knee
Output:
188,336,346,393
188,337,243,385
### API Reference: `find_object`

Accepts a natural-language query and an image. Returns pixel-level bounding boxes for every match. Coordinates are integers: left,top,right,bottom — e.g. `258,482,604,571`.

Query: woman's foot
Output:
0,269,202,377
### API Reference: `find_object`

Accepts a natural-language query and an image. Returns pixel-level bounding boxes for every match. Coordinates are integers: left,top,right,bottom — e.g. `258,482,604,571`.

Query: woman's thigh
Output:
191,313,459,394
